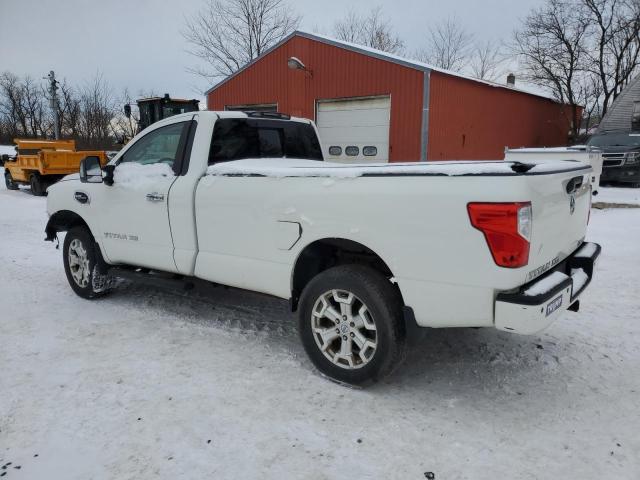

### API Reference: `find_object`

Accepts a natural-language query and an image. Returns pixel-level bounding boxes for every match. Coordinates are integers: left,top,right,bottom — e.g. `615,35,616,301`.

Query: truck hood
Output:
60,173,80,182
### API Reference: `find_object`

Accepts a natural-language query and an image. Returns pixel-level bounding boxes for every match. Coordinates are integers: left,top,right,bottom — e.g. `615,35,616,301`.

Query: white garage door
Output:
316,96,391,163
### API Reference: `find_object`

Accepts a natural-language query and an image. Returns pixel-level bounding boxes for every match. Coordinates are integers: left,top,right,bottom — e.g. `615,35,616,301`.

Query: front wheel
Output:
4,171,19,190
298,265,406,386
63,227,112,299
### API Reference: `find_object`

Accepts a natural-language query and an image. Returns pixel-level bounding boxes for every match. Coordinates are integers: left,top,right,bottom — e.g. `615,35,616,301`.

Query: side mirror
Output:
103,164,115,186
124,104,132,118
79,156,103,184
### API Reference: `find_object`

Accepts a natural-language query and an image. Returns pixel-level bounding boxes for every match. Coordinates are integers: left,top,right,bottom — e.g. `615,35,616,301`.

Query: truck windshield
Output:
209,118,323,163
587,133,640,147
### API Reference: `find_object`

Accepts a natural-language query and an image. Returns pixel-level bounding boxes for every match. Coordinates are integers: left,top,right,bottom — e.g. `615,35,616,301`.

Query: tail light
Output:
468,202,532,268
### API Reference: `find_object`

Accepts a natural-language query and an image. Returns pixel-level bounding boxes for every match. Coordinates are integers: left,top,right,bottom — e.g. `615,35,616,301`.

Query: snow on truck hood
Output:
206,158,592,178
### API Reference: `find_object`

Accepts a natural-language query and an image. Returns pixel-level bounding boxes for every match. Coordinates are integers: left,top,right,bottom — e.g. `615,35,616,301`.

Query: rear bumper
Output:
495,242,601,335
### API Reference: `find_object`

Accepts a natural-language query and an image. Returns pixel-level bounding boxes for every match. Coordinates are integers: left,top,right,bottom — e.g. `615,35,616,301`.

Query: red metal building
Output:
206,31,577,162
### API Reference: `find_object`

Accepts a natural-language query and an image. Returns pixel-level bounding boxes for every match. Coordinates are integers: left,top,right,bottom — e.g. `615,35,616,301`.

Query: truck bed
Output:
196,158,593,328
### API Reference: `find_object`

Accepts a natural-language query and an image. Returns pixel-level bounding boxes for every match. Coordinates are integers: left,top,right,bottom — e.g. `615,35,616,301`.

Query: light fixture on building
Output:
287,57,313,77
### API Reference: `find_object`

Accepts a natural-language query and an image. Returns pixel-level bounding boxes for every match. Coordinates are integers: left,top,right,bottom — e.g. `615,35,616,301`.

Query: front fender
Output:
45,210,90,241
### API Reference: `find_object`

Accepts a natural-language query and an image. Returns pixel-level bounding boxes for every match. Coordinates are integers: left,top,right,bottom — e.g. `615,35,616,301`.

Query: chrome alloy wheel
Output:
311,289,378,369
68,238,90,288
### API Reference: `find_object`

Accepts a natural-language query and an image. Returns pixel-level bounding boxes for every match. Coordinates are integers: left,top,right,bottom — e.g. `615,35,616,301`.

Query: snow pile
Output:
595,186,640,206
206,158,589,179
523,271,569,297
0,144,16,157
113,162,175,189
575,243,598,258
507,147,591,153
571,268,589,294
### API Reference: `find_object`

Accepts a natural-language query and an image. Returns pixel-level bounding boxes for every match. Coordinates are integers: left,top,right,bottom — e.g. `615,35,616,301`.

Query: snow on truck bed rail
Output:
523,271,569,297
206,158,590,178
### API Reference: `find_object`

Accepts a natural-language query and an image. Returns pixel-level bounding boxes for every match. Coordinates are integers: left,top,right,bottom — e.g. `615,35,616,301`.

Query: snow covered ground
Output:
595,185,640,206
1,171,639,480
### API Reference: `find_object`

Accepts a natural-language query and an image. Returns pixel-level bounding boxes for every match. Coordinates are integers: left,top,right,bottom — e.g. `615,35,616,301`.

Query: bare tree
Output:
183,0,300,81
41,78,81,140
0,72,47,139
77,74,116,149
416,16,474,71
333,7,404,54
111,88,139,142
512,0,590,140
0,72,132,148
469,39,505,81
577,73,605,136
57,80,81,139
21,77,46,137
0,72,26,139
583,0,640,116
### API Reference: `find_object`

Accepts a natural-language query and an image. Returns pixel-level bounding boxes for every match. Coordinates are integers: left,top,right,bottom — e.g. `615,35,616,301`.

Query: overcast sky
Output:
0,0,545,101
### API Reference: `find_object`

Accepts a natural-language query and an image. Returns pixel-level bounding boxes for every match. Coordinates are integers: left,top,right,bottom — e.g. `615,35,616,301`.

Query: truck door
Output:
97,120,192,272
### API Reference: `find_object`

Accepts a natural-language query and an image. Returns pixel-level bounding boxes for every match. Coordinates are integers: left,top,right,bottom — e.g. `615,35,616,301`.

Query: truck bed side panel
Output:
193,164,591,328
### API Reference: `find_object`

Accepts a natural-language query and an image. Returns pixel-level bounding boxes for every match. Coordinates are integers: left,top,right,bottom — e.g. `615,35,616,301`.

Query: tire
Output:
298,265,406,386
4,171,19,190
63,227,112,299
30,173,46,196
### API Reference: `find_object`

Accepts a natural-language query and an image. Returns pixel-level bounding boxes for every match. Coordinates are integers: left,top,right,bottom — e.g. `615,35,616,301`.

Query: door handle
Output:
146,192,165,202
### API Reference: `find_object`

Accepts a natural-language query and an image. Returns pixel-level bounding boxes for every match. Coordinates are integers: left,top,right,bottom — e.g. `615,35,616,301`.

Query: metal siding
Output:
208,36,424,162
598,74,640,133
427,71,575,160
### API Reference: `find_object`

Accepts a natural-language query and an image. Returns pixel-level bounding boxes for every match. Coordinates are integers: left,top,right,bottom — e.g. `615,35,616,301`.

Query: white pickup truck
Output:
45,111,601,385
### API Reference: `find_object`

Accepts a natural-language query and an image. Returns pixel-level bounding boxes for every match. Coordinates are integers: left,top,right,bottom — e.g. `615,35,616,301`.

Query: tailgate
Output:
524,164,592,282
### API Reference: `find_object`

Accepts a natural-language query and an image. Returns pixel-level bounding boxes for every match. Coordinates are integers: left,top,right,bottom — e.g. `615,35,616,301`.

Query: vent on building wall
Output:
507,73,516,87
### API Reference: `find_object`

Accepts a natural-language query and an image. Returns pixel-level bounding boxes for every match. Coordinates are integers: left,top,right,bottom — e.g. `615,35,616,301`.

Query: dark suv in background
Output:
587,132,640,187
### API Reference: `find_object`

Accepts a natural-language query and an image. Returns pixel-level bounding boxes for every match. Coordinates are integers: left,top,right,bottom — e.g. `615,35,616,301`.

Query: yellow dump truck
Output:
3,139,108,195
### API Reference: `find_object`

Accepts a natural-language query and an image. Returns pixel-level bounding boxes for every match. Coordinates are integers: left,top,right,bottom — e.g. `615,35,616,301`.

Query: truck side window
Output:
209,118,323,164
120,122,187,167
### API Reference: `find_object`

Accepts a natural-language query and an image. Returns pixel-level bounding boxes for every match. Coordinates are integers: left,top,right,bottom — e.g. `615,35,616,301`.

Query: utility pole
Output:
46,70,60,139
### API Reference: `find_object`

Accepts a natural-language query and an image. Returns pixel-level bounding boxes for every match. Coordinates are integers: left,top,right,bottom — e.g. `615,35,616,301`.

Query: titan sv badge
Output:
527,256,561,281
104,232,139,241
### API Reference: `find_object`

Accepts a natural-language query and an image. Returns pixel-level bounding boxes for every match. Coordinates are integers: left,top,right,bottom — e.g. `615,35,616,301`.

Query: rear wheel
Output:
298,265,406,386
63,227,112,299
30,173,46,196
4,170,19,190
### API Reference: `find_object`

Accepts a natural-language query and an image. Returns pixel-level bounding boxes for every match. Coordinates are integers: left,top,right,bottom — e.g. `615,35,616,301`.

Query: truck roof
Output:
164,110,312,124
